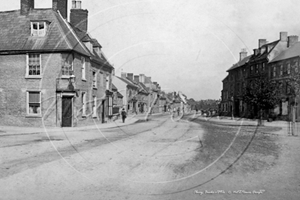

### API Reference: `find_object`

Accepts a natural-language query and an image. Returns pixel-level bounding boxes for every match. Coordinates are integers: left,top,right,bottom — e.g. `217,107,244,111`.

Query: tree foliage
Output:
242,77,280,111
289,72,300,98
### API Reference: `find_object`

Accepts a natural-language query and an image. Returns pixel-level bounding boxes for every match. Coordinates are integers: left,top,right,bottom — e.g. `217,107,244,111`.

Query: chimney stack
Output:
280,32,288,42
70,0,88,32
20,0,34,15
139,74,145,83
239,49,247,61
258,39,267,48
288,35,299,47
253,49,259,56
52,0,68,19
145,76,151,84
127,73,133,81
121,72,126,79
134,75,139,83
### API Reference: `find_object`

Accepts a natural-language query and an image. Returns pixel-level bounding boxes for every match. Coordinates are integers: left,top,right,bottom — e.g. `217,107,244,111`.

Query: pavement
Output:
194,115,300,136
0,112,169,135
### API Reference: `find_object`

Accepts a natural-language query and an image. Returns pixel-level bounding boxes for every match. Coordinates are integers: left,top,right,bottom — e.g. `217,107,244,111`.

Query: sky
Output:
2,0,300,100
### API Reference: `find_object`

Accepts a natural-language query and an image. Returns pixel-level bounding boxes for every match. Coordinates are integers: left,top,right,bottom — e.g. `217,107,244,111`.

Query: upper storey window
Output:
31,22,47,37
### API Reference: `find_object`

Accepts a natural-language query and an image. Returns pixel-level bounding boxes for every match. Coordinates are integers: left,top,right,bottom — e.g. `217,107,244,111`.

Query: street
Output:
0,114,300,200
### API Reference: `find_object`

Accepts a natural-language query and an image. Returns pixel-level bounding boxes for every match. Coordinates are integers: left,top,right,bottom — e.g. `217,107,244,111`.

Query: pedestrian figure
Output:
121,108,127,123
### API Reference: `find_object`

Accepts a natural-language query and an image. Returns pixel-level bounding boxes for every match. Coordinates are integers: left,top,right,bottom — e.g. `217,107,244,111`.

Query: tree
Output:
288,71,300,135
242,76,281,125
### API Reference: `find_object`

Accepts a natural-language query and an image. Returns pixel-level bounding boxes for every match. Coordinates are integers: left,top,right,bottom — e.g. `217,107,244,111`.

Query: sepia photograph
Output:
0,0,299,199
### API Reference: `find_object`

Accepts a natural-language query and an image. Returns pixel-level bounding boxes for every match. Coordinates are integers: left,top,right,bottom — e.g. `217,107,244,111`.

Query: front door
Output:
62,96,73,127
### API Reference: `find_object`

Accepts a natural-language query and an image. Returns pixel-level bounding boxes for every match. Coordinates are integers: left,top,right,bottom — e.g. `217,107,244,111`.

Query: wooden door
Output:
62,96,73,127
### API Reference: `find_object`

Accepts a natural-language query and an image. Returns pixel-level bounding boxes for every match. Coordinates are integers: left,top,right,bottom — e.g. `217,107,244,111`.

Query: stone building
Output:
220,32,300,121
0,0,114,127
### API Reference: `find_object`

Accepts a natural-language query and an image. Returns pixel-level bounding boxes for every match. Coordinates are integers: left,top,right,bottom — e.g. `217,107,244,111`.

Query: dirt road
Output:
0,114,299,200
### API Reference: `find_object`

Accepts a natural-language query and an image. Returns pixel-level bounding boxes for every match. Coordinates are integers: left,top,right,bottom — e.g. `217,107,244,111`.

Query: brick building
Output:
220,32,300,121
269,39,300,121
0,0,114,127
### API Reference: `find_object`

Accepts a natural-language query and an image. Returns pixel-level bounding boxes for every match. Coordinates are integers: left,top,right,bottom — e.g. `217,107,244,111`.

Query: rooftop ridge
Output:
0,8,53,13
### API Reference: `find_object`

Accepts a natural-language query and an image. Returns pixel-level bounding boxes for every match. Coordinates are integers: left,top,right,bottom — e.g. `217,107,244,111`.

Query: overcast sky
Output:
2,0,300,100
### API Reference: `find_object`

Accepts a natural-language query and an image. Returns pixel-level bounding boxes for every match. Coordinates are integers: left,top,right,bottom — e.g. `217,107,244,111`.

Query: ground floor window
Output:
27,91,41,115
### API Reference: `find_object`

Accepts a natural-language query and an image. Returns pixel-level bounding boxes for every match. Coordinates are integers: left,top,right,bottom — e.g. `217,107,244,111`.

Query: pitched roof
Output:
112,83,118,91
270,41,300,63
249,40,279,62
117,91,123,98
137,82,149,94
116,76,138,89
0,9,89,56
227,55,251,72
222,75,229,82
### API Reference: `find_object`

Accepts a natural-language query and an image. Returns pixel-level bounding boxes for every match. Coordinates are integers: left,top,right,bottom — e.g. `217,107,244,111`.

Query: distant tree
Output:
242,76,281,125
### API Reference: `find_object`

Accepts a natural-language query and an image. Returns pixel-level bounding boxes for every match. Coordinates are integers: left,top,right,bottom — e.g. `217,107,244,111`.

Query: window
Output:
27,91,41,115
27,54,41,76
81,57,86,80
262,63,265,71
82,92,86,116
92,71,97,88
31,22,46,37
61,54,73,76
280,65,283,76
273,66,276,77
256,64,259,73
287,63,291,75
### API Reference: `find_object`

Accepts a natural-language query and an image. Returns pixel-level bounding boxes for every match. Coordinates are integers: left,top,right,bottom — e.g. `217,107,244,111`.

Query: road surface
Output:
0,114,299,200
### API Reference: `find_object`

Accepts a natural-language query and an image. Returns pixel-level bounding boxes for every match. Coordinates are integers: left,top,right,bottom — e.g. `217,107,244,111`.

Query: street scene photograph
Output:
0,0,300,199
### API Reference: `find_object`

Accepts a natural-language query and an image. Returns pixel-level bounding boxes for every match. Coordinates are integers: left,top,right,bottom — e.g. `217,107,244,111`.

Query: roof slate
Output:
227,55,251,72
270,41,300,63
116,76,138,89
0,9,89,56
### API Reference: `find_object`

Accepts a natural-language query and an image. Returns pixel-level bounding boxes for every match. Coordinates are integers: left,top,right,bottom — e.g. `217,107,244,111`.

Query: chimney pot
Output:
72,0,82,9
20,0,34,15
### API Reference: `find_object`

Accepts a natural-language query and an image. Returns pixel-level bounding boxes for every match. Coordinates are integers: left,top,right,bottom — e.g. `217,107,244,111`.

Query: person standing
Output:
121,108,127,123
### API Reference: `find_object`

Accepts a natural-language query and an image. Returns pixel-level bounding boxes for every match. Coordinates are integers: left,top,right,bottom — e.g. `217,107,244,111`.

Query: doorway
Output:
62,96,73,127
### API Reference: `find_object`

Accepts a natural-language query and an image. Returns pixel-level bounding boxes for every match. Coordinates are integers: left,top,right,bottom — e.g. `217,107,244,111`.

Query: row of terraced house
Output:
220,32,300,122
0,0,170,127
